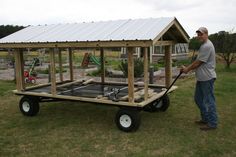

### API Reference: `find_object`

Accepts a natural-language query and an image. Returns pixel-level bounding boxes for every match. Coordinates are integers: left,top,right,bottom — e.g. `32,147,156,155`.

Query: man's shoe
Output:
195,120,207,125
200,125,217,131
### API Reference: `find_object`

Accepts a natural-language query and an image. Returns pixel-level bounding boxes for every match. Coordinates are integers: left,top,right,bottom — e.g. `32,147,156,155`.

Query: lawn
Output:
0,64,236,157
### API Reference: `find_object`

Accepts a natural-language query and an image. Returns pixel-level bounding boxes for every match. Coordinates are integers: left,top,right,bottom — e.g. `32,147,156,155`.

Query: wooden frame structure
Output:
0,17,189,132
0,18,189,108
10,44,177,108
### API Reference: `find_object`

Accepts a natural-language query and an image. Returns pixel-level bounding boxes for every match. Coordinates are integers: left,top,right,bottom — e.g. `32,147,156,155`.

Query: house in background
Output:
121,43,189,63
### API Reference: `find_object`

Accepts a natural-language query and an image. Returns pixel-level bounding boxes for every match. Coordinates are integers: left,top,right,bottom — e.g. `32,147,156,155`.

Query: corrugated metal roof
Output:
0,17,178,43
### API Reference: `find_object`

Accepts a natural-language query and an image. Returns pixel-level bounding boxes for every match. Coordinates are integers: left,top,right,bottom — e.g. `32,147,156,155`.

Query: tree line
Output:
0,25,25,39
189,31,236,68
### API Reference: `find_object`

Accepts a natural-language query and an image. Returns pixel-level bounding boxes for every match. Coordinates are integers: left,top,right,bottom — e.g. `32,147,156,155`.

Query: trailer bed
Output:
13,80,177,107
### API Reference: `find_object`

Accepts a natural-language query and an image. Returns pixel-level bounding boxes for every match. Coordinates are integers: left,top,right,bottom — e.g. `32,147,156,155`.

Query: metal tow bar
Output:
144,71,183,112
162,71,183,97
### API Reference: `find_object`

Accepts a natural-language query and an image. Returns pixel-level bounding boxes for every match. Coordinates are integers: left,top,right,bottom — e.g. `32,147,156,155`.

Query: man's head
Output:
196,27,208,42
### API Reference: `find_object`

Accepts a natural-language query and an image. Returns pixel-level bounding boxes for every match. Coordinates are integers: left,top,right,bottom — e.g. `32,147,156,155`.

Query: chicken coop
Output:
0,17,189,132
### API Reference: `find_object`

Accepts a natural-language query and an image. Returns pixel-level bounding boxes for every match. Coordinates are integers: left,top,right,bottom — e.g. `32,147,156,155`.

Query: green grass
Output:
0,80,15,96
0,64,236,157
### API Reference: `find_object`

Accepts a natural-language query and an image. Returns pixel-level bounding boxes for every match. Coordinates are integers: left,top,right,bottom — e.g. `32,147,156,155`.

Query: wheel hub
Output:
154,100,163,108
120,114,132,128
22,101,30,112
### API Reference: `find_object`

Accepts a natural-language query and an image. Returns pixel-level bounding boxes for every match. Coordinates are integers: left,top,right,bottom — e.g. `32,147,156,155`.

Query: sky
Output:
0,0,235,37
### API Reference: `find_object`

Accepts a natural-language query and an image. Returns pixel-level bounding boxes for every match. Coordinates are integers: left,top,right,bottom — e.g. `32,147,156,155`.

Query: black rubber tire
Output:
19,96,39,116
25,78,30,83
144,95,170,112
115,108,141,132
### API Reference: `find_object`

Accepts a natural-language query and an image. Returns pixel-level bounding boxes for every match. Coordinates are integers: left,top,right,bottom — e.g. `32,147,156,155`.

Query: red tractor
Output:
24,71,36,83
24,58,39,84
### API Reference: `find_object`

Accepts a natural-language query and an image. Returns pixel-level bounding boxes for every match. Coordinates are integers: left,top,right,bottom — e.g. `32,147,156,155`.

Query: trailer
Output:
0,17,189,132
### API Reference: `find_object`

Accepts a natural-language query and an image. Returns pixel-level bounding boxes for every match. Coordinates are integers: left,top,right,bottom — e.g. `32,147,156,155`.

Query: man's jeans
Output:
194,79,218,128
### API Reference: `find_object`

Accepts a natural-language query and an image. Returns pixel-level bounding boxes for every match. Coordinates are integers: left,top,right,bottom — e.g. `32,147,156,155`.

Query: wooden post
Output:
127,47,135,104
149,46,153,63
100,47,105,84
14,50,20,91
20,50,25,90
165,45,172,87
149,66,154,84
14,49,25,91
58,48,63,82
144,47,149,101
68,48,73,81
50,48,56,95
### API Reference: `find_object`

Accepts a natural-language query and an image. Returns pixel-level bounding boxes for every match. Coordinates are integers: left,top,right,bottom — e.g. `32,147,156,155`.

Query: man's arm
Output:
181,60,203,74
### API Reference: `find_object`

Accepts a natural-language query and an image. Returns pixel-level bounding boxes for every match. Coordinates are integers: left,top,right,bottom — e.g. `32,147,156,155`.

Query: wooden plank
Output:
127,47,135,104
82,78,94,85
100,47,105,84
165,45,172,88
12,90,142,107
50,48,56,95
56,80,83,88
58,48,63,82
139,86,178,107
25,80,71,91
13,85,178,108
143,47,149,101
154,40,175,46
119,88,143,101
93,80,167,88
0,40,153,49
68,48,74,81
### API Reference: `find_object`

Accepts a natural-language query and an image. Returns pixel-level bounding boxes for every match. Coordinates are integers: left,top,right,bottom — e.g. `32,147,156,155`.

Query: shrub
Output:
119,58,144,77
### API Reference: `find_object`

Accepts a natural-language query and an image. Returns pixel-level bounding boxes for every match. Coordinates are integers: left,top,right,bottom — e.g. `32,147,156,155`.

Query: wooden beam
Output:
0,40,153,49
25,80,71,91
68,48,73,81
173,20,190,43
143,47,149,101
20,49,25,90
14,49,21,91
165,45,172,88
50,48,56,95
127,47,135,104
14,49,25,91
154,40,175,46
139,86,178,107
58,48,63,82
149,46,153,63
13,85,178,108
93,80,166,88
100,47,105,84
153,20,175,44
12,90,142,107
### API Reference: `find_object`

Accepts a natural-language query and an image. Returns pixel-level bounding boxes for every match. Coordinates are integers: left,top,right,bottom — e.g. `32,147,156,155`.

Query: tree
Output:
0,25,25,39
189,37,201,52
209,31,236,68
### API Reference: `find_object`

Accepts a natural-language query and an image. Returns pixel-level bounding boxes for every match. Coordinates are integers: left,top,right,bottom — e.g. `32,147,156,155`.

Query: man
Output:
181,27,218,131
